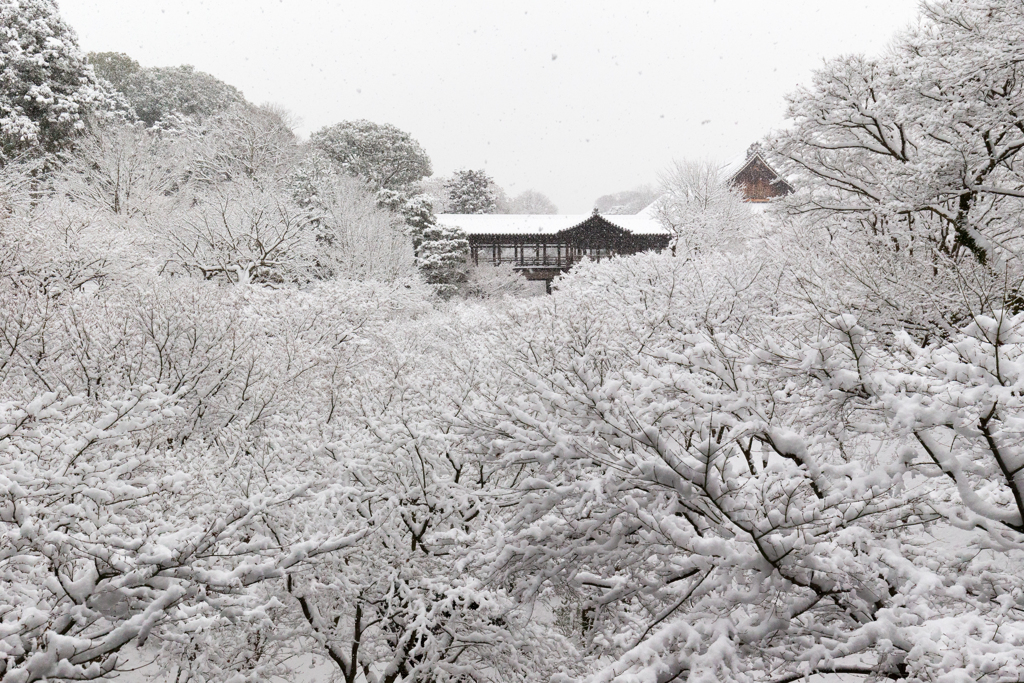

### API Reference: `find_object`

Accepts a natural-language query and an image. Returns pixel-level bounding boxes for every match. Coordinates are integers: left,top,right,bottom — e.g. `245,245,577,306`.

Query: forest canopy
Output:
1,1,1024,682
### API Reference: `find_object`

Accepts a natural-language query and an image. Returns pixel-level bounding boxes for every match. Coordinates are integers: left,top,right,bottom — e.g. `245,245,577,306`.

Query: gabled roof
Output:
435,212,669,236
720,149,757,181
721,150,769,180
721,148,795,196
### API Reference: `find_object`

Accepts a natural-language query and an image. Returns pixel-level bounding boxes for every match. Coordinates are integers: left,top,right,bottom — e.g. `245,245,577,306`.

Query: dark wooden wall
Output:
732,157,793,202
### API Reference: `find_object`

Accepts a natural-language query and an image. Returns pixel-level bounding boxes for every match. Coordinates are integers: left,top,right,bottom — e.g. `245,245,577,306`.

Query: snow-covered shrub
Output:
464,263,531,300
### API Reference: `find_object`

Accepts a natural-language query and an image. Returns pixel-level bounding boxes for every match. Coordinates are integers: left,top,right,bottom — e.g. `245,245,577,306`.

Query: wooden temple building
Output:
724,144,794,202
436,210,670,292
436,145,789,293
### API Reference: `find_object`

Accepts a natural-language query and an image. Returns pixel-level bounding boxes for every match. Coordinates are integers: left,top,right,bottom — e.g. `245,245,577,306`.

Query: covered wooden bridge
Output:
436,210,671,292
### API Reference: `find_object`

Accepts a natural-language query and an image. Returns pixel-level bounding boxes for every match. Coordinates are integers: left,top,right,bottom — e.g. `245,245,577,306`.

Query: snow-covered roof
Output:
635,200,660,218
721,149,792,183
604,214,670,235
435,213,669,236
721,150,763,181
719,147,795,200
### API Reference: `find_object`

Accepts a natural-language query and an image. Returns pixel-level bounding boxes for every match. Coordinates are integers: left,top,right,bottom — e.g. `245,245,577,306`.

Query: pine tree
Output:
415,223,468,297
445,169,497,214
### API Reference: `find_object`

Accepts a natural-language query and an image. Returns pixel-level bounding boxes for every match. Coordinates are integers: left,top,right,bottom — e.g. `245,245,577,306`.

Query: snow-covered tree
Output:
0,279,400,682
415,223,469,297
160,174,309,284
415,175,453,213
86,51,140,93
139,105,318,284
508,189,557,214
464,262,531,299
0,184,153,294
771,0,1024,266
310,119,432,191
767,209,1024,344
458,250,1024,683
0,0,121,161
190,103,299,185
445,169,497,214
0,385,372,682
115,63,247,129
270,310,566,683
655,157,757,257
593,185,658,215
55,120,187,218
290,154,416,282
375,184,438,239
15,6,1024,673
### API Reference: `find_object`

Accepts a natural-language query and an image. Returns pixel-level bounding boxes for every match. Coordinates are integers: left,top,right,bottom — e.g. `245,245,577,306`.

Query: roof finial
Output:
592,207,600,216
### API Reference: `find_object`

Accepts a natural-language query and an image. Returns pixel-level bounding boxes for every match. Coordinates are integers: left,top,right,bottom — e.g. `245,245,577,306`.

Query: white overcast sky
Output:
59,0,921,212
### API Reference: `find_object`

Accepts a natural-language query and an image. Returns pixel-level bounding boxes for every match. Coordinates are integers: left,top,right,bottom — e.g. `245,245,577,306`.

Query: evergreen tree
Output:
0,0,120,161
376,188,435,243
310,119,432,191
88,51,248,129
125,65,247,128
415,223,468,297
445,168,497,214
87,51,141,93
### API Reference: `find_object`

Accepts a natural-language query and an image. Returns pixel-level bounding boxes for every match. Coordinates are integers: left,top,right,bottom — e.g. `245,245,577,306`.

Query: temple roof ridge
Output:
436,211,669,236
